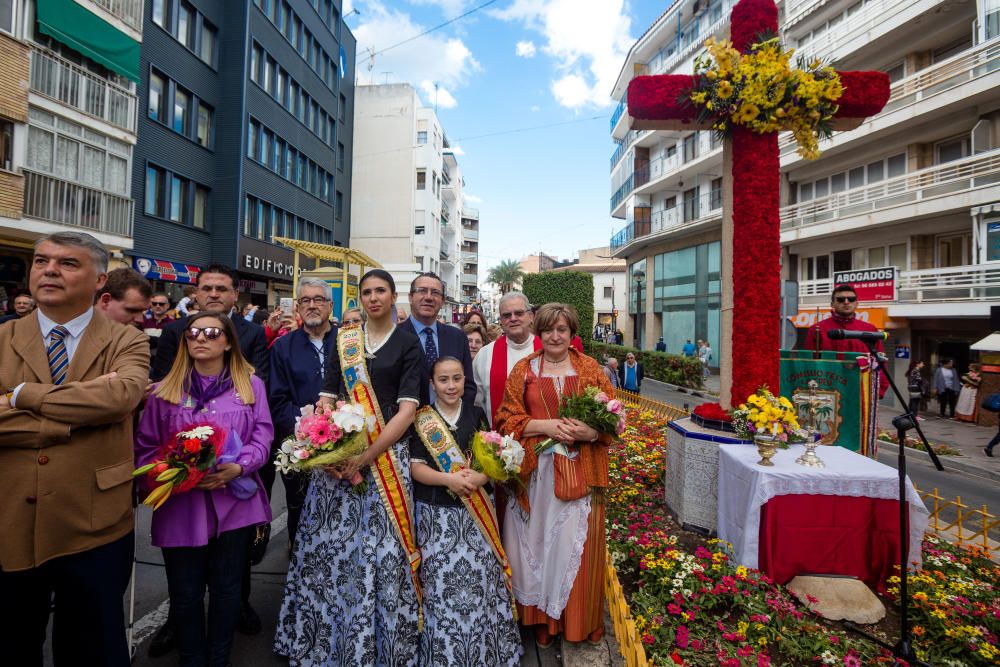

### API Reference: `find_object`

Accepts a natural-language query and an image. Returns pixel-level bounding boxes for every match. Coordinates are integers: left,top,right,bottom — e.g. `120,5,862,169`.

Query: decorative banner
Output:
779,349,878,456
132,256,200,284
832,267,896,301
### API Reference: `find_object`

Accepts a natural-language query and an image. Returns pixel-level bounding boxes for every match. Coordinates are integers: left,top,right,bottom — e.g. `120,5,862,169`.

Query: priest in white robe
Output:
473,292,541,427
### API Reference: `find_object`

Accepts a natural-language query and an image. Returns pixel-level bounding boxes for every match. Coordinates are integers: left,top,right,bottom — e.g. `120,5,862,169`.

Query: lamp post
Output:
633,268,646,349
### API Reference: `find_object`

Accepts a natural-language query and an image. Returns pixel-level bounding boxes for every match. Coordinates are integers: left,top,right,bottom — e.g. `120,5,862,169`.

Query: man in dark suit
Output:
402,272,476,405
150,264,269,384
269,277,338,547
146,264,270,656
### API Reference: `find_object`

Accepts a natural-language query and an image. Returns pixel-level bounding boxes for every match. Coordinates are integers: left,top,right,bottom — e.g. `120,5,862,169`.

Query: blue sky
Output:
344,0,667,271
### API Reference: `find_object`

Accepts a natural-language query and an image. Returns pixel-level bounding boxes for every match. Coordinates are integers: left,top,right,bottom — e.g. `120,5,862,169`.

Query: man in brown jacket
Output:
0,231,149,667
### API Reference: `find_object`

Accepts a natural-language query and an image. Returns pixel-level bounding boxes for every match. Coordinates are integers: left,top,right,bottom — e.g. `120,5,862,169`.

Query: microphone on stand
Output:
827,329,888,342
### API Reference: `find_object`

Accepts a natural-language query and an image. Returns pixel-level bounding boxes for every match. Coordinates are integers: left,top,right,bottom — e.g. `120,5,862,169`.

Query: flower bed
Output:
607,408,1000,666
876,430,962,456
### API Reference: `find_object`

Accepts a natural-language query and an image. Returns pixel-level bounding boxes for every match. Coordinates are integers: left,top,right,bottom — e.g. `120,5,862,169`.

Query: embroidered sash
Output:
413,406,517,620
489,334,543,423
338,326,423,626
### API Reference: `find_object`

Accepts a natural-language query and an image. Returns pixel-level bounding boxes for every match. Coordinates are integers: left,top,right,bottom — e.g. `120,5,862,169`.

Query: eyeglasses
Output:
297,296,330,306
151,301,169,307
500,309,527,320
412,287,444,299
835,296,857,303
184,326,224,341
342,318,363,326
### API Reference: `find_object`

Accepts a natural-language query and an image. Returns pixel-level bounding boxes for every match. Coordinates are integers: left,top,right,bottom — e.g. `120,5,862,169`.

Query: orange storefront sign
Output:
789,307,888,329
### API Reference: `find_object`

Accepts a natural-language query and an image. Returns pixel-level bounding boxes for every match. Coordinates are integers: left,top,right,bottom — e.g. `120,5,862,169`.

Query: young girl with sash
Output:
274,269,424,666
410,356,521,667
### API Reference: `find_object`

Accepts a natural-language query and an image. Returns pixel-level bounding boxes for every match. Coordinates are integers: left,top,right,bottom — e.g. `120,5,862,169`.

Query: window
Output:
200,21,217,65
885,61,905,84
250,43,262,82
148,71,165,121
664,195,677,210
173,88,189,134
0,119,11,170
152,0,166,28
417,131,427,144
263,57,275,94
415,225,425,235
683,188,698,222
27,112,131,194
710,177,722,210
196,103,212,147
145,165,166,216
416,170,426,190
683,134,698,162
169,175,186,222
936,136,969,164
339,94,347,123
337,142,345,171
247,119,259,159
177,2,194,49
603,286,614,299
335,191,343,219
193,186,208,229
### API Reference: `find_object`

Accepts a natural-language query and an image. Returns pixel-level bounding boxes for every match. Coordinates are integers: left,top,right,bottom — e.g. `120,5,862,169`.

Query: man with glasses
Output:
402,272,476,405
619,352,644,393
142,292,175,352
473,291,542,427
804,283,888,396
269,278,338,549
146,264,270,656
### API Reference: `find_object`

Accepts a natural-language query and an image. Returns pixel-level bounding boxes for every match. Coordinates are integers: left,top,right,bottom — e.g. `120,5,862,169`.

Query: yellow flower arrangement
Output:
731,386,806,444
689,36,842,160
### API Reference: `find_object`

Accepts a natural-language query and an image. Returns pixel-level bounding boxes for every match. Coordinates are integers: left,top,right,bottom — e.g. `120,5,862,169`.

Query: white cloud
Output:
530,105,541,112
353,2,482,104
419,81,458,109
515,40,537,58
449,144,466,155
464,193,483,204
406,0,468,18
494,0,633,110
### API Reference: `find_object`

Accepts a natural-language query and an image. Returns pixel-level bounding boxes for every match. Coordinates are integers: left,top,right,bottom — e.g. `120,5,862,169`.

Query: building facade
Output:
548,246,628,340
350,83,475,320
0,0,144,309
609,0,1000,400
131,0,355,305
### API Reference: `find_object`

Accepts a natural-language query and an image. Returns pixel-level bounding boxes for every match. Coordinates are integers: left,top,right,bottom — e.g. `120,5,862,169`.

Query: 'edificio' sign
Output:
833,267,896,301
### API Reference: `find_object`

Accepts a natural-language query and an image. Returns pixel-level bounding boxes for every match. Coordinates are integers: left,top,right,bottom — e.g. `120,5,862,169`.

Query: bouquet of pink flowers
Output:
536,385,627,454
471,430,526,487
275,401,374,485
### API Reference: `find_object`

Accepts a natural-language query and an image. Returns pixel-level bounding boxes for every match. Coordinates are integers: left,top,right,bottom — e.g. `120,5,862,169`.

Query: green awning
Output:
36,0,140,83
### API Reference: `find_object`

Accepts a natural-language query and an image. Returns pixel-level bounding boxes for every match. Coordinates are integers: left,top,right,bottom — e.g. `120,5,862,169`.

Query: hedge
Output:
523,271,595,337
584,339,705,390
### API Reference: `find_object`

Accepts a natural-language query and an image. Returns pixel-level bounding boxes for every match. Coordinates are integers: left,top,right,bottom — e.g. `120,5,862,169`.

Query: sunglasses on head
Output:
185,326,224,341
835,296,857,303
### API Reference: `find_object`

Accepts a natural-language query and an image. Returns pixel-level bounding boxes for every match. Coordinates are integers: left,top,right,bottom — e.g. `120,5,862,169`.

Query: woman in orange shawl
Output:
495,303,616,648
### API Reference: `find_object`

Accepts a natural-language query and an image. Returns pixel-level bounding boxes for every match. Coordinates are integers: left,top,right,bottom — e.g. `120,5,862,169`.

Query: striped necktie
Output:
47,325,70,385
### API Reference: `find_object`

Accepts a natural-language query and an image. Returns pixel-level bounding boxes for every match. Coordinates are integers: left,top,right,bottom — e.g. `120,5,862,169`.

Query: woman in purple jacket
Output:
135,312,273,667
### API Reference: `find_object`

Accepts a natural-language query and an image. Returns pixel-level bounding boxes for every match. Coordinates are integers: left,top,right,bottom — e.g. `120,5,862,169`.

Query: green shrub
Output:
584,339,705,389
523,271,595,337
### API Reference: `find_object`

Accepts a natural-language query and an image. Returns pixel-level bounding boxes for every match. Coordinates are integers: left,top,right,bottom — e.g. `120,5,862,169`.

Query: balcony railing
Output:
463,207,479,220
798,264,1000,303
610,100,626,133
29,46,137,134
610,220,651,252
462,251,477,262
646,0,736,78
441,202,450,221
462,272,478,284
653,190,722,234
795,0,924,65
463,228,478,241
781,149,1000,231
23,169,133,238
780,37,1000,156
89,0,144,32
783,0,833,29
610,129,652,172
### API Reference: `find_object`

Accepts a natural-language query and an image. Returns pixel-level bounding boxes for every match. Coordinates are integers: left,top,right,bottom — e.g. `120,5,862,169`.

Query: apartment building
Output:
609,0,1000,398
548,246,628,338
350,83,474,320
130,0,356,306
0,0,144,306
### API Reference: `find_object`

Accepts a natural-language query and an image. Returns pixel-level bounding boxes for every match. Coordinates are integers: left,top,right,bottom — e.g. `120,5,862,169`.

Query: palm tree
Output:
487,260,525,294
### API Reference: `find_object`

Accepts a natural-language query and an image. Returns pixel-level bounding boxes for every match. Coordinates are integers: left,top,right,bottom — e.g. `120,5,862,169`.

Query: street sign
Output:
833,267,896,301
895,345,910,359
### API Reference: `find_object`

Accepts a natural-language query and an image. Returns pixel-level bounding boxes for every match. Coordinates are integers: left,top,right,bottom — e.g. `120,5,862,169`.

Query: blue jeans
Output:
987,427,1000,453
162,527,253,667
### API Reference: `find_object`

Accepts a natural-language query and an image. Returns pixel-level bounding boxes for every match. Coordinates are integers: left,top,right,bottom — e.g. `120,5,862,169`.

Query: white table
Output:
717,444,928,571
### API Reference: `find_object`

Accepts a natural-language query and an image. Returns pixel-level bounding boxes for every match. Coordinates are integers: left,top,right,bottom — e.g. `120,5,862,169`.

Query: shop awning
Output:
971,333,1000,351
36,0,140,83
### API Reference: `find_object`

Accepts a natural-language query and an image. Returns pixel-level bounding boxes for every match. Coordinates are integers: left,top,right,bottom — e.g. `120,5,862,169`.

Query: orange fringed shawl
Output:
494,348,615,511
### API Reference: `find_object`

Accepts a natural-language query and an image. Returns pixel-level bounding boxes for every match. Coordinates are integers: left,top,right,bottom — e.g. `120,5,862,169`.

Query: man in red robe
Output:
804,283,889,397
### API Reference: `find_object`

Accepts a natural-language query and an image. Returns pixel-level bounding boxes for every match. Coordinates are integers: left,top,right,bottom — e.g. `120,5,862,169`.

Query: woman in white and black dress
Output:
274,269,423,666
410,356,521,667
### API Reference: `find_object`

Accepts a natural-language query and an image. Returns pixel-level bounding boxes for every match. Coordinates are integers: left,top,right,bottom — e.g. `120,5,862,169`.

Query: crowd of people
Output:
0,231,615,667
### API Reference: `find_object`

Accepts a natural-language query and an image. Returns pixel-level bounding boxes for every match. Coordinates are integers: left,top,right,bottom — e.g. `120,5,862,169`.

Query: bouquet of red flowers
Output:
133,422,250,510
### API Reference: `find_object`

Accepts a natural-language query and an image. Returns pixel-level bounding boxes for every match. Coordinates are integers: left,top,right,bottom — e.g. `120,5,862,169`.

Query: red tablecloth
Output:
757,494,907,592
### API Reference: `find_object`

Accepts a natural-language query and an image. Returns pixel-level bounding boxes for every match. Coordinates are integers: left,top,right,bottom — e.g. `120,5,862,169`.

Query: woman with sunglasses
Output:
275,269,424,666
135,313,273,667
